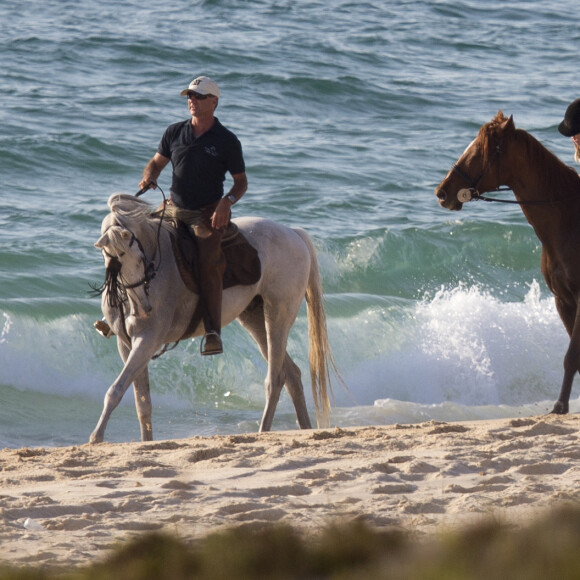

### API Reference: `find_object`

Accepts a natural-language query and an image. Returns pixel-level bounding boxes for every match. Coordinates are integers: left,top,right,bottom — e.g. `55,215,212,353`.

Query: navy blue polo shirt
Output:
158,117,245,210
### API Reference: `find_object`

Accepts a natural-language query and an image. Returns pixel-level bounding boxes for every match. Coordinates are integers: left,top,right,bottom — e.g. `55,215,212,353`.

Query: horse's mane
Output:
107,193,156,225
479,111,580,195
105,193,173,235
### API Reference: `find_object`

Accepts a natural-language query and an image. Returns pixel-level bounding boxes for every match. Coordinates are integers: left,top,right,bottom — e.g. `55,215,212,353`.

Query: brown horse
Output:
435,111,580,415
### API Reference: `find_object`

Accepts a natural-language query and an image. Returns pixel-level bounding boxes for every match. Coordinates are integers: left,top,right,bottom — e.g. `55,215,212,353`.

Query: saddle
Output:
169,219,262,294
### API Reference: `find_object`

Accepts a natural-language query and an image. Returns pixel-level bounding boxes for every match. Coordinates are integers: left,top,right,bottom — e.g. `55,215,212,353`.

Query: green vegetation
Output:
4,505,580,579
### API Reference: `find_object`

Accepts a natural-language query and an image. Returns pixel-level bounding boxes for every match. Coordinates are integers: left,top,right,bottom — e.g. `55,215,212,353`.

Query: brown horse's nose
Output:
436,188,447,201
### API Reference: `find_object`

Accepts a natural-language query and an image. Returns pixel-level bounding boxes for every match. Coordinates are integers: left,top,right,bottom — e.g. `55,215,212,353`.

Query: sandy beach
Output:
1,413,580,569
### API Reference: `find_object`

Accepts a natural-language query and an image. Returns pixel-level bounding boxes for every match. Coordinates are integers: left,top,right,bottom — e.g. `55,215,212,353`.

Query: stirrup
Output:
94,319,114,339
200,331,223,356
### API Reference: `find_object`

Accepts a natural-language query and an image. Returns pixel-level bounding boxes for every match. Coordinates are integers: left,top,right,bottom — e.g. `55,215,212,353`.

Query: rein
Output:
458,189,557,206
121,186,169,294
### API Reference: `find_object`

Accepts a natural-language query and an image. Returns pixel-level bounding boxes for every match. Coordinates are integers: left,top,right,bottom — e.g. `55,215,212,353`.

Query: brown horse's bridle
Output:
451,140,518,204
451,139,575,206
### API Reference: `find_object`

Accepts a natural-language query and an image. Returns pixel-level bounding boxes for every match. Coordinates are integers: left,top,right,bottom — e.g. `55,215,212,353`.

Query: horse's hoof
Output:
550,401,569,415
89,433,104,444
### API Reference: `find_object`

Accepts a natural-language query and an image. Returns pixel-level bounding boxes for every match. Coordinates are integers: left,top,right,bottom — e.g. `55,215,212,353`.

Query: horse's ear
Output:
95,233,108,249
504,114,515,132
121,230,132,240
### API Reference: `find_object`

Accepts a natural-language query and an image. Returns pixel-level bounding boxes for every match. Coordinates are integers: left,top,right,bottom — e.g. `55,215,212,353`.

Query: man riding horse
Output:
96,76,247,355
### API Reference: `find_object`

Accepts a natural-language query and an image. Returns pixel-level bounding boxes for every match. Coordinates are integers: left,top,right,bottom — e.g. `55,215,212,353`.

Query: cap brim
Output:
180,89,217,97
558,120,574,137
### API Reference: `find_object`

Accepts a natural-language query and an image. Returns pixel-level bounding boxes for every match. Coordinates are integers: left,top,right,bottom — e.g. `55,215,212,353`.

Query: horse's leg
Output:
114,334,154,441
236,306,280,430
552,333,580,414
552,298,579,414
260,301,302,432
238,304,311,430
281,354,312,429
90,336,158,443
133,365,153,441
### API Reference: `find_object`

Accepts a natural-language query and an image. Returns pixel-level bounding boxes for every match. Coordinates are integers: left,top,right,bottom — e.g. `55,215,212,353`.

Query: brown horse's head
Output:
435,111,515,210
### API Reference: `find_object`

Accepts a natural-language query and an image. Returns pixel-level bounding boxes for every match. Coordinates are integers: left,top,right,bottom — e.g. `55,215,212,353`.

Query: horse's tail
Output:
293,227,338,428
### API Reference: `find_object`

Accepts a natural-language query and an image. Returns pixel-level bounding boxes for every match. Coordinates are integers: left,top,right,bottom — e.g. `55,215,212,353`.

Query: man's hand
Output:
211,172,247,230
138,179,157,192
211,198,233,230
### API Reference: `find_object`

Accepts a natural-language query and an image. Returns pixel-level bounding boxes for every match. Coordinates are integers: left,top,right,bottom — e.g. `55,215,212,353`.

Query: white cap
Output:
180,76,220,98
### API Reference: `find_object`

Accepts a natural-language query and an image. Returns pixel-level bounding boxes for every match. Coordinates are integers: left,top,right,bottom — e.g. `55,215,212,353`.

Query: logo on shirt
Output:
204,145,218,157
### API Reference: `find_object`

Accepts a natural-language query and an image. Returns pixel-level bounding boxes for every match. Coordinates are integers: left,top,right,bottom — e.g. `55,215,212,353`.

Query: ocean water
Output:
1,0,580,447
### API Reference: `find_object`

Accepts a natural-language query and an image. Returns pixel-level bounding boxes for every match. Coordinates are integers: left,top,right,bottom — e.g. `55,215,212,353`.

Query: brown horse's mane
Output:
478,111,580,196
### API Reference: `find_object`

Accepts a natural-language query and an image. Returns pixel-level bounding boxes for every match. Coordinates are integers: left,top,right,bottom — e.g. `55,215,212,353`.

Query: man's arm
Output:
227,172,248,203
139,153,170,191
211,172,248,230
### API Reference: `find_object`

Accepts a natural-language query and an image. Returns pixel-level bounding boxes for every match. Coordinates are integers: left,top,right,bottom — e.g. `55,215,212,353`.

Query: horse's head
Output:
435,111,515,210
95,224,153,319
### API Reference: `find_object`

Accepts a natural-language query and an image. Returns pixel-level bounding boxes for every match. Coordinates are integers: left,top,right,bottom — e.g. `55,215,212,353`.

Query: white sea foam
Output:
330,281,573,416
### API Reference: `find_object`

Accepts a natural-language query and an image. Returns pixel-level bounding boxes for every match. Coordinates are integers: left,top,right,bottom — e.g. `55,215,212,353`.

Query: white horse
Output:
90,194,335,443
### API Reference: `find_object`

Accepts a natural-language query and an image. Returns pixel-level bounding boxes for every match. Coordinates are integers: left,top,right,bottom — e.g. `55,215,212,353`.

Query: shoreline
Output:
1,414,579,568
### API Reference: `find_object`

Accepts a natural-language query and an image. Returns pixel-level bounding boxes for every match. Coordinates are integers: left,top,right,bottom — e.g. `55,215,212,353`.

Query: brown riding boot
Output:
197,223,226,356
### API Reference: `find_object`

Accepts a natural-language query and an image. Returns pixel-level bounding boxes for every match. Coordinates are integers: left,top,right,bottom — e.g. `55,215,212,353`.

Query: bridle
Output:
451,140,520,204
102,186,168,298
451,139,575,206
102,226,158,296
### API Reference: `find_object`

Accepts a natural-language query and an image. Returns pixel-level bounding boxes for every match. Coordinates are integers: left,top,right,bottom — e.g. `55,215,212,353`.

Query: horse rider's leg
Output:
195,216,226,356
133,366,153,441
90,337,158,443
552,299,579,414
